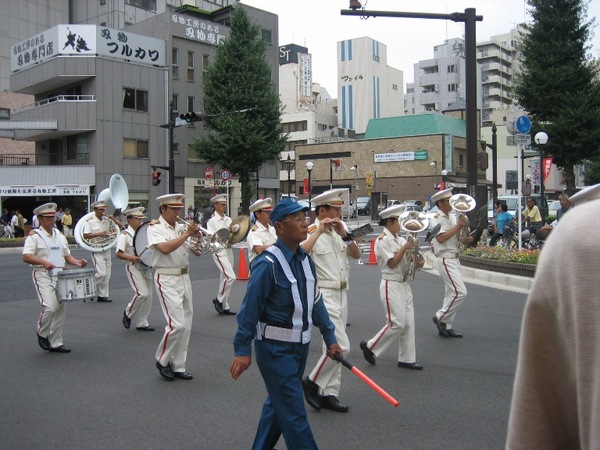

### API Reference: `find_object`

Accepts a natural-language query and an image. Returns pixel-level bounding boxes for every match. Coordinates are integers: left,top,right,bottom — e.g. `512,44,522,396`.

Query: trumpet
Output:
448,194,476,253
175,217,229,255
399,211,429,282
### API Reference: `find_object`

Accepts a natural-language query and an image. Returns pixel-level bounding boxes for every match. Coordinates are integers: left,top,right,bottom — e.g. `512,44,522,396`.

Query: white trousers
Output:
434,257,467,329
212,248,236,310
124,264,153,327
32,270,66,348
154,273,193,372
309,287,349,397
367,280,416,363
91,250,112,297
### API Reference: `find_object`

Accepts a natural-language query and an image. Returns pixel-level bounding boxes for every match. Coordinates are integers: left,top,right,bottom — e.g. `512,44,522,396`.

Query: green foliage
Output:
514,0,600,191
584,159,600,185
464,247,540,265
190,6,286,211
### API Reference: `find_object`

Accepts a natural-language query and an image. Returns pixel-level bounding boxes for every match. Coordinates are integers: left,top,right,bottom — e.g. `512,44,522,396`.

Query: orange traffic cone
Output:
237,247,250,281
366,238,377,265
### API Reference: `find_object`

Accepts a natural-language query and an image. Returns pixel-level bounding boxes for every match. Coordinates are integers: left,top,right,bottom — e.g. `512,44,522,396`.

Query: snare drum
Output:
56,268,96,303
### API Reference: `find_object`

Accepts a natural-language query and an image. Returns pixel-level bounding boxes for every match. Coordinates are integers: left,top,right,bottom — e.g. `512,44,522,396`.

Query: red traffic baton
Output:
334,353,399,408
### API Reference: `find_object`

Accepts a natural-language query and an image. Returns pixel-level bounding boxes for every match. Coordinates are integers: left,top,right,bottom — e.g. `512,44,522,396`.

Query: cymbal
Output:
228,215,251,245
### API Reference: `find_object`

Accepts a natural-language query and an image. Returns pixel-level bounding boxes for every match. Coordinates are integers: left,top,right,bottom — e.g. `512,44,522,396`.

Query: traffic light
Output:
152,171,161,186
179,111,206,123
477,150,489,171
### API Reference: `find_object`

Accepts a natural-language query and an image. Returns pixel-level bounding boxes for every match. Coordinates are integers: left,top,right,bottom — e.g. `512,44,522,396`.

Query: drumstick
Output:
333,353,399,408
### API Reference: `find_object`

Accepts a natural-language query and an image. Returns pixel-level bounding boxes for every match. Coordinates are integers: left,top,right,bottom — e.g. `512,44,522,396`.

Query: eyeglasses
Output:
282,215,310,223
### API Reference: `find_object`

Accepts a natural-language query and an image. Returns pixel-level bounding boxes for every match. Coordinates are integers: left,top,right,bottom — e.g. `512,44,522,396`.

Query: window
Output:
123,139,149,158
392,84,398,90
172,47,179,79
448,64,457,73
202,54,210,73
281,121,308,133
172,94,178,112
187,96,194,115
448,83,458,92
261,28,272,45
100,0,106,4
125,0,156,10
187,51,194,82
122,88,148,112
67,136,87,161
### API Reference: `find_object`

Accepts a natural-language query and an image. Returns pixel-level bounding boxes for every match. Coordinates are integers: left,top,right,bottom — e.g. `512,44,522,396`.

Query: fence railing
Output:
0,153,89,166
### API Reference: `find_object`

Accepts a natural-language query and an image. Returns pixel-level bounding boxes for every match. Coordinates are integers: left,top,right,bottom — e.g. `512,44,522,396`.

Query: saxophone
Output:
399,211,429,282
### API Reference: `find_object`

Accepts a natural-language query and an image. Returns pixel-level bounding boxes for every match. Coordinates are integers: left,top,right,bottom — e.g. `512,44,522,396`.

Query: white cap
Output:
91,200,108,209
210,194,228,204
312,188,345,207
123,207,146,218
249,198,274,213
569,183,600,206
431,187,453,204
33,202,58,217
379,204,405,219
156,193,185,207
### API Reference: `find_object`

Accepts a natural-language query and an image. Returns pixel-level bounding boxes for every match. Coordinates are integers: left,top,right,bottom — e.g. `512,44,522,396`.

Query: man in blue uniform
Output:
230,198,343,450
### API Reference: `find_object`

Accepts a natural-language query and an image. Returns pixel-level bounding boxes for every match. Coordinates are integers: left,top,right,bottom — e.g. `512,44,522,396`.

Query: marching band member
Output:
360,204,424,370
147,194,200,381
301,189,361,413
22,202,87,353
83,200,120,302
207,194,237,315
115,207,154,332
429,188,471,338
247,198,277,268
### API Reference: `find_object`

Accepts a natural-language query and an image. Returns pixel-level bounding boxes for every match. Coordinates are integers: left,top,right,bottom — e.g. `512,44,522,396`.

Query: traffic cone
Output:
366,238,377,265
237,247,250,281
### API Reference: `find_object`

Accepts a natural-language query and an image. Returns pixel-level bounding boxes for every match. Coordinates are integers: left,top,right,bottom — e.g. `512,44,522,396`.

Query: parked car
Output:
355,197,371,215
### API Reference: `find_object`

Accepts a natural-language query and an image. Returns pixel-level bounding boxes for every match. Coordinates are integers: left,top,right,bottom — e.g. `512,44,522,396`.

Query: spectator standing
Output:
11,209,25,237
55,208,64,232
61,208,73,237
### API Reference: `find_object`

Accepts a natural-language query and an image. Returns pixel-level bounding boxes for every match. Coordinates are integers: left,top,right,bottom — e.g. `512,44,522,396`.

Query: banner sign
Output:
543,158,553,183
374,150,428,163
0,185,89,196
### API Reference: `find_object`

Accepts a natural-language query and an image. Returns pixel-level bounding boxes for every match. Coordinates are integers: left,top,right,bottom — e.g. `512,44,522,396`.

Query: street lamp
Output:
282,154,295,196
350,164,358,216
534,131,549,219
305,161,314,205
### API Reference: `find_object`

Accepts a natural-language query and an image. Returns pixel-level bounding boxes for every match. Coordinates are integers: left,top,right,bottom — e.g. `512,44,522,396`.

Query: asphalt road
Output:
0,236,527,450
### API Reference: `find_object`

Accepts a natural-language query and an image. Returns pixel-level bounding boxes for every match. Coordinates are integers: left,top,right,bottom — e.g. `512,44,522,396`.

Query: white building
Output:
337,36,404,135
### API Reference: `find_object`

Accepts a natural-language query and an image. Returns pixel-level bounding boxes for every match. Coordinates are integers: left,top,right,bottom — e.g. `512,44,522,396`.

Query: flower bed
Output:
460,247,539,278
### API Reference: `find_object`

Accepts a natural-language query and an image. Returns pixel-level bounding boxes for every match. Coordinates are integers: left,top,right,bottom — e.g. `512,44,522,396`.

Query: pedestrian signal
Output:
180,111,206,123
152,171,162,186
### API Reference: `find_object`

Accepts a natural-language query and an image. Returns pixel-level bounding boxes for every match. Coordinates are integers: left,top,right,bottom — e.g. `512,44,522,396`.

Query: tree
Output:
514,0,600,193
190,6,286,213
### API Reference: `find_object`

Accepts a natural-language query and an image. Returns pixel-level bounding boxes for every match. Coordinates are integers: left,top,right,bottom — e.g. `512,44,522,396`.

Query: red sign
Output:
543,158,553,183
204,166,214,180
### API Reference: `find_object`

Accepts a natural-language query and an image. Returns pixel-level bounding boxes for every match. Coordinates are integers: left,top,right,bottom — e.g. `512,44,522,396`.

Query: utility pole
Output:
158,101,178,193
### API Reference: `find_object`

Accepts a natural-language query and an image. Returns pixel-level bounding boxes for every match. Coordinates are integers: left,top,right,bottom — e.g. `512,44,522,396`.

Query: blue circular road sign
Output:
516,115,531,134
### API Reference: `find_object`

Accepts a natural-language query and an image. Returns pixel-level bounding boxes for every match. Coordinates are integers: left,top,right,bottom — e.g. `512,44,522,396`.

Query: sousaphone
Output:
75,174,129,253
228,215,251,246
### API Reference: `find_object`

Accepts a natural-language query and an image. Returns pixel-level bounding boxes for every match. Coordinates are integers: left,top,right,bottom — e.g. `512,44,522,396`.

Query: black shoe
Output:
156,361,174,381
97,296,112,303
222,309,236,316
212,298,224,315
122,311,131,329
446,328,463,338
320,395,349,413
37,334,50,351
301,376,322,411
433,315,449,337
136,326,155,331
397,361,423,370
174,371,193,380
360,340,376,365
49,345,71,353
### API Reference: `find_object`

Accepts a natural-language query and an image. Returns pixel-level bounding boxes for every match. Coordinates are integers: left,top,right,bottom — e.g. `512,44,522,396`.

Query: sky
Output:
242,0,600,95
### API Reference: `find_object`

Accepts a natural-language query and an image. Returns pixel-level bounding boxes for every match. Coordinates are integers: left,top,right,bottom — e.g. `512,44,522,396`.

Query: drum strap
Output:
33,228,64,275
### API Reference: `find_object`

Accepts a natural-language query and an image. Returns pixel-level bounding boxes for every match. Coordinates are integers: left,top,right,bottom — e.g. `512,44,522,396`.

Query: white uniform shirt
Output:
375,228,407,278
247,222,277,263
82,214,111,235
146,216,190,269
430,211,459,256
207,212,232,234
115,226,135,256
307,218,349,284
22,227,70,262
